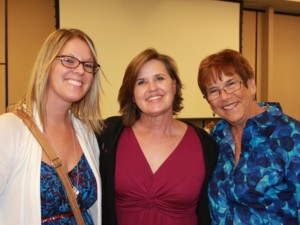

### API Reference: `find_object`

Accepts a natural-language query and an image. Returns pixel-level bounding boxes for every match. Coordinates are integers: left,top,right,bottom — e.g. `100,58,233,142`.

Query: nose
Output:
73,62,85,75
148,80,157,90
218,88,230,100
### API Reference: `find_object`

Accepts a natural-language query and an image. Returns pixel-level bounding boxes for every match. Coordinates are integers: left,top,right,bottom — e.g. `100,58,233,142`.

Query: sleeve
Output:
0,113,22,193
194,126,218,225
96,116,123,225
286,121,300,223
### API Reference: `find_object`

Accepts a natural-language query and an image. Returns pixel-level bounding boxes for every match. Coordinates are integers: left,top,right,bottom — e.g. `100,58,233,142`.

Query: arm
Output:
186,122,218,225
96,116,124,225
0,113,19,193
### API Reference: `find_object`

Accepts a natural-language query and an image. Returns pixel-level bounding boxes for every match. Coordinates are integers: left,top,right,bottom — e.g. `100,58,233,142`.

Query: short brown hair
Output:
198,49,254,97
118,48,183,126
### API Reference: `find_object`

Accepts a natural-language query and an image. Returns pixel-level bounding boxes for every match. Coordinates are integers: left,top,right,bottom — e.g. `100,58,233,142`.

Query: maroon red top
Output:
115,126,205,225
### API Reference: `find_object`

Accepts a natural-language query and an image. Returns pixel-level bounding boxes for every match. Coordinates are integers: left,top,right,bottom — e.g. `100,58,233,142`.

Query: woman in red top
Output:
97,48,218,225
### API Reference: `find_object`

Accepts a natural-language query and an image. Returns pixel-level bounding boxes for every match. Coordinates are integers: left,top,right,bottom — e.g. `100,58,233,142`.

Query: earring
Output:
212,111,216,117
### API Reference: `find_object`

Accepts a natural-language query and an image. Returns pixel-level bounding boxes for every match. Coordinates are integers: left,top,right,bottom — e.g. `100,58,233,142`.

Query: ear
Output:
247,79,257,96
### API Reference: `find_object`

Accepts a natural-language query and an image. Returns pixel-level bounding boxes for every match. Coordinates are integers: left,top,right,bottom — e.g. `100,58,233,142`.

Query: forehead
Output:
138,59,167,77
206,69,241,87
59,37,92,56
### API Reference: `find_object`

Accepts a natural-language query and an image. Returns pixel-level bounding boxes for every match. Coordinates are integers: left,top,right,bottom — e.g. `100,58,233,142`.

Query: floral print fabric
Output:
40,154,97,224
208,102,300,225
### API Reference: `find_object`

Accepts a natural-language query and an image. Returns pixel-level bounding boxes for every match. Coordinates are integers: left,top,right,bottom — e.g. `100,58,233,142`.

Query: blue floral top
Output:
40,154,97,224
208,102,300,225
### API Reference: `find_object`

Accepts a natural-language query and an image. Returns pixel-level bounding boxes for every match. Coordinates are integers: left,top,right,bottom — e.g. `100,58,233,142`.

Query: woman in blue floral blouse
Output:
197,49,300,225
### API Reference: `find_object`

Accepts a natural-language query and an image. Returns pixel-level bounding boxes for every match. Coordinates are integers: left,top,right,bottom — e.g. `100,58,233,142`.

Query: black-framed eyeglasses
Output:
55,55,100,74
204,80,243,101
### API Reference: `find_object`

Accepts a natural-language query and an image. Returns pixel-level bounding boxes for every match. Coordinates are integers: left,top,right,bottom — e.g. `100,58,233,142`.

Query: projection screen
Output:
59,0,240,118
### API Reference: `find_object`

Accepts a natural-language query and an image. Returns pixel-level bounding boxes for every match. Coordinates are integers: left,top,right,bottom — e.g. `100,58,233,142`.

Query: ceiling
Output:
240,0,300,15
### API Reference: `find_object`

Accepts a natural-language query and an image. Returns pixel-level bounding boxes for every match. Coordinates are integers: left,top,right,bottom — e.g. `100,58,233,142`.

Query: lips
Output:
65,79,82,87
147,95,162,101
223,102,238,110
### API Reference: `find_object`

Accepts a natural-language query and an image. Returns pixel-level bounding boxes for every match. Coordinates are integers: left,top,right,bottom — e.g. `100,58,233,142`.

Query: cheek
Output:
209,103,216,112
133,87,143,105
87,76,94,86
209,101,219,113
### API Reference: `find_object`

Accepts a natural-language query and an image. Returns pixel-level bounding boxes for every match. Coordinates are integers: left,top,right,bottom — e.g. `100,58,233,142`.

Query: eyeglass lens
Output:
57,55,100,74
206,80,242,101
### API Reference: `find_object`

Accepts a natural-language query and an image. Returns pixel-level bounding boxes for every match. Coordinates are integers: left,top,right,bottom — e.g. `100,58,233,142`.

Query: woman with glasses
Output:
0,29,102,224
197,49,300,224
97,48,218,225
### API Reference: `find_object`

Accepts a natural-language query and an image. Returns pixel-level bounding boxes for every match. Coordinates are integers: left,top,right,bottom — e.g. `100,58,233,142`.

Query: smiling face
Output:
207,72,258,128
133,59,176,118
47,37,94,108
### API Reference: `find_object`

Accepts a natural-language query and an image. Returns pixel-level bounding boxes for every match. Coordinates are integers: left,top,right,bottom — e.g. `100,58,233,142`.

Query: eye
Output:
207,89,219,96
62,57,76,65
155,75,165,81
136,79,146,86
228,80,237,86
226,80,238,89
83,62,94,69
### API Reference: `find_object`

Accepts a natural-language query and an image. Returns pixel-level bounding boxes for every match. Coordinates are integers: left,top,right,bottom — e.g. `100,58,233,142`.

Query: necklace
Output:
45,119,80,198
70,124,80,197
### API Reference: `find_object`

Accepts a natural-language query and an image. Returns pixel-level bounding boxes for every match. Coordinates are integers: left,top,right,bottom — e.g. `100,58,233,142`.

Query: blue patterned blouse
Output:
40,154,97,224
208,102,300,225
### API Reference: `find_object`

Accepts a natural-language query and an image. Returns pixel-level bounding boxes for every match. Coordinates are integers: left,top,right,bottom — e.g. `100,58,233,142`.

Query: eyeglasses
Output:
55,55,100,74
204,80,243,101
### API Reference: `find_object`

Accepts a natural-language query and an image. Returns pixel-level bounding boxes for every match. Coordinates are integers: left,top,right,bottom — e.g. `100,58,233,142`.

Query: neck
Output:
44,106,72,127
135,116,175,133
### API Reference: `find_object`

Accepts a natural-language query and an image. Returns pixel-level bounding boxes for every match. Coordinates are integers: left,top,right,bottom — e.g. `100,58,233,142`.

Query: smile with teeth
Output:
66,79,82,87
223,102,238,110
147,96,162,101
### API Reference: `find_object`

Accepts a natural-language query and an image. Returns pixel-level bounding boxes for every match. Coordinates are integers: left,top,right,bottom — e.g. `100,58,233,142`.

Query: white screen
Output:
60,0,240,118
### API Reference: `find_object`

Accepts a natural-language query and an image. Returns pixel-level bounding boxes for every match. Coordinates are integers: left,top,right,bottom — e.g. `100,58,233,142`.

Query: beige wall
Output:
242,10,300,120
0,0,55,114
273,14,300,119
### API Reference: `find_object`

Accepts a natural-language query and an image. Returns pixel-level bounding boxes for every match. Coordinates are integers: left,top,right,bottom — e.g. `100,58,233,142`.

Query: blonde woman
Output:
0,29,102,224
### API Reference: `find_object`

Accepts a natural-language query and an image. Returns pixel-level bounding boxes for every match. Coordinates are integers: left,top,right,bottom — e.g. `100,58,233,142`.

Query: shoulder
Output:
274,114,300,145
281,114,300,129
0,112,25,134
0,112,34,163
181,120,214,140
72,115,94,137
96,116,124,142
180,119,217,150
103,116,123,127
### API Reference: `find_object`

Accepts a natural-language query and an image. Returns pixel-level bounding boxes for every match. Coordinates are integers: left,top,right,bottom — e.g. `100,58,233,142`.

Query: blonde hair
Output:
10,28,103,133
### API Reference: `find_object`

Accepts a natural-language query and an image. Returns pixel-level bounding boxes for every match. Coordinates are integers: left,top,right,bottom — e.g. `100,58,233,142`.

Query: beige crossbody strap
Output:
15,109,85,225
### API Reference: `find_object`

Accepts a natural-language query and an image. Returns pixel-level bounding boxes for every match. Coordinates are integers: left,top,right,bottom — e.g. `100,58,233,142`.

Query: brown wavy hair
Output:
118,48,184,126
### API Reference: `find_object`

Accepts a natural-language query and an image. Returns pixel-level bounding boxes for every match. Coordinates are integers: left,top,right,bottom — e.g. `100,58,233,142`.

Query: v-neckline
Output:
129,126,189,175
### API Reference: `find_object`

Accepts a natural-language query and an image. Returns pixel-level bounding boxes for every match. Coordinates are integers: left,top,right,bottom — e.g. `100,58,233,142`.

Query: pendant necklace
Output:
45,119,80,198
70,124,80,197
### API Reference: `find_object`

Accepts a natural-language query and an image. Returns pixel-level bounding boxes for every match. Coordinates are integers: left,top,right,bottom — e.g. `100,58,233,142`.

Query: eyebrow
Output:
207,78,236,90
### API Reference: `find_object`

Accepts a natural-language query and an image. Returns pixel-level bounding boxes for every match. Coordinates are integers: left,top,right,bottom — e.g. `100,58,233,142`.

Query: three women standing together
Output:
0,28,299,225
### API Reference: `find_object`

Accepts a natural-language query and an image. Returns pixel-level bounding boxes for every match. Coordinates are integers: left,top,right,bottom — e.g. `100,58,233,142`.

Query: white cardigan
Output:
0,111,101,224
